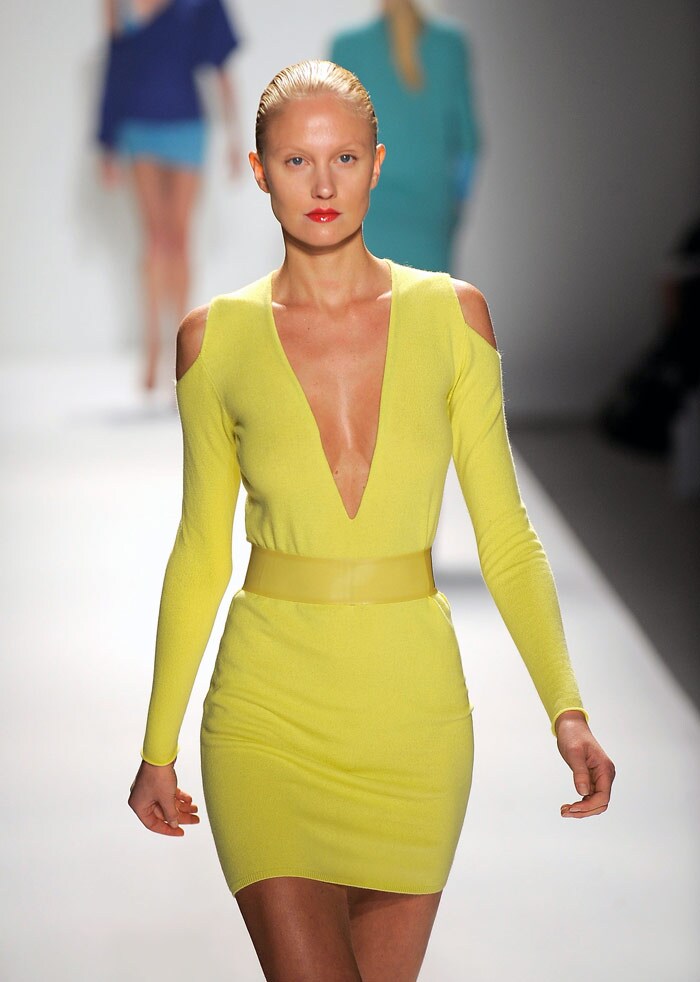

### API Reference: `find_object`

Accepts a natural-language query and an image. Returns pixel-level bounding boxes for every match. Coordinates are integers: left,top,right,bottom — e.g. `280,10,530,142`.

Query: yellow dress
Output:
142,261,586,895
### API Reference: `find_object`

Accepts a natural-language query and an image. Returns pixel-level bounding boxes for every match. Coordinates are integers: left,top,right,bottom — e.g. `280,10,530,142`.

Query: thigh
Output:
163,166,201,243
347,886,443,982
235,876,362,982
130,158,170,239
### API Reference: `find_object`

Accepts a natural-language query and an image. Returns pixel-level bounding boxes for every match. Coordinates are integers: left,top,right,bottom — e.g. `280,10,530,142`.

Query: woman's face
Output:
249,94,385,251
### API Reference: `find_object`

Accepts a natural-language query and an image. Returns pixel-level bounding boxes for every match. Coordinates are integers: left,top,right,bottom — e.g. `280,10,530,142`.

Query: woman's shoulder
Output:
176,304,209,380
449,278,498,350
175,274,273,379
389,263,497,354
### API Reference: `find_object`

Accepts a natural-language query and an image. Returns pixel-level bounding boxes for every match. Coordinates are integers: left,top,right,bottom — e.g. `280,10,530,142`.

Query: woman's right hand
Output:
128,759,200,837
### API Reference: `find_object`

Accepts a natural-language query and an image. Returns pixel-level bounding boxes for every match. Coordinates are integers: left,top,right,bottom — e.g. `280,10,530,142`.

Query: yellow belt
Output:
243,545,436,605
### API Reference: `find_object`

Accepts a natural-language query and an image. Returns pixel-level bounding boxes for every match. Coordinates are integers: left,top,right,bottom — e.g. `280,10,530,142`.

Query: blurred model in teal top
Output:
330,0,480,273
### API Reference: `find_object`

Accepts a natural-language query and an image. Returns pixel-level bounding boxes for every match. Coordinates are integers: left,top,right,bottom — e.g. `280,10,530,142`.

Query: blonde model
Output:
128,60,615,981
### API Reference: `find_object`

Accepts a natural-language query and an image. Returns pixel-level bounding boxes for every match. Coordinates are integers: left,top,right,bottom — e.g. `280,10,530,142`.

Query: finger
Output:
174,792,198,815
153,798,180,831
150,818,186,836
563,745,593,797
176,811,200,826
572,764,592,798
591,758,616,798
561,791,610,817
137,809,185,836
567,761,614,815
156,799,199,825
561,801,609,818
177,801,198,815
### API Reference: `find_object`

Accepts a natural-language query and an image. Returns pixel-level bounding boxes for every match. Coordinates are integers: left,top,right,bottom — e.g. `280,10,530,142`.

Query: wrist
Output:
554,709,588,735
140,753,177,768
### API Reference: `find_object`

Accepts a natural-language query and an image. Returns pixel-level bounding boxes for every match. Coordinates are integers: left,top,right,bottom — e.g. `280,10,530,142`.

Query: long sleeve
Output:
96,37,126,150
192,0,240,69
141,354,241,765
448,323,587,732
449,31,480,201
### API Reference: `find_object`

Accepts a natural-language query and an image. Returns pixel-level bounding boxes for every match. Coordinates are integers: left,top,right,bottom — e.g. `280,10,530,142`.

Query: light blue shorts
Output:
116,119,206,169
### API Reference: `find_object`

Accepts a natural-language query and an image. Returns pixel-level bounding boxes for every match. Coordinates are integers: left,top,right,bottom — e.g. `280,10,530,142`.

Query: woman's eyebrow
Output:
272,142,366,155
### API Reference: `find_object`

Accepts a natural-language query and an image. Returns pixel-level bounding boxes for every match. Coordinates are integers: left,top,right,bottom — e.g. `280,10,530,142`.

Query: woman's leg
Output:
162,166,200,330
235,877,363,982
130,158,171,389
347,886,443,982
235,877,443,982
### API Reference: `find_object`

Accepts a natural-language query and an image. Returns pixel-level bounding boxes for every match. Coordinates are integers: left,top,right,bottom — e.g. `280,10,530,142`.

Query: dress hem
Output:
229,866,448,897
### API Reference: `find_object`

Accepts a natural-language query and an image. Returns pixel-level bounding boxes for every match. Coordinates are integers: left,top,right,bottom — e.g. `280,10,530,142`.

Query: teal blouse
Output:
330,18,481,273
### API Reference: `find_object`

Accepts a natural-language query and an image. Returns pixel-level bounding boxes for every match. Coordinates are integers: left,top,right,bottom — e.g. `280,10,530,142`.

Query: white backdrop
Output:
2,0,699,416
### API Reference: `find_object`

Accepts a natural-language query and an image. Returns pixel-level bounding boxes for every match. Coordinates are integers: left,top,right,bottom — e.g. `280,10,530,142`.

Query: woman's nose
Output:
311,167,336,199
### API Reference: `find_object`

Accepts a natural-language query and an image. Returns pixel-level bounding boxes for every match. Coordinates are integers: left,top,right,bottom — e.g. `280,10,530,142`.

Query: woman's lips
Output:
305,209,340,223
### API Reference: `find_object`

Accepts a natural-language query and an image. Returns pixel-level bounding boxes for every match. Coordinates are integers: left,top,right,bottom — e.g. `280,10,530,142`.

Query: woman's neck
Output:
273,233,389,309
117,0,171,31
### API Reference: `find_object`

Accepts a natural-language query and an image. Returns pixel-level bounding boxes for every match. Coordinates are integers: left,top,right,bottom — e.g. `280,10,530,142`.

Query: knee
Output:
143,224,168,262
163,222,189,259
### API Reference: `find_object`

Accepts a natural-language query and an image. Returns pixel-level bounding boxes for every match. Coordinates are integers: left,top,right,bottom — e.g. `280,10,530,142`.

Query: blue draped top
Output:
97,0,239,150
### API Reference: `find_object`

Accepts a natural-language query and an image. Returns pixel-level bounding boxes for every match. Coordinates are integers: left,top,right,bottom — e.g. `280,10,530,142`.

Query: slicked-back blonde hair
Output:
255,60,378,157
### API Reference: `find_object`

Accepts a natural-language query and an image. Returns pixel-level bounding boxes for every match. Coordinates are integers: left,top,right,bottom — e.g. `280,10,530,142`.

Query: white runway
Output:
1,357,698,982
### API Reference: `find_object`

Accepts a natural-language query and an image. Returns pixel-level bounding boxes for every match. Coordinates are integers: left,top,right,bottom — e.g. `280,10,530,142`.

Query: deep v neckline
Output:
266,260,396,522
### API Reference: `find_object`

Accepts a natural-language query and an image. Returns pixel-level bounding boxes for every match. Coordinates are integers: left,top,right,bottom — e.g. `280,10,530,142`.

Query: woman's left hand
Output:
555,711,616,818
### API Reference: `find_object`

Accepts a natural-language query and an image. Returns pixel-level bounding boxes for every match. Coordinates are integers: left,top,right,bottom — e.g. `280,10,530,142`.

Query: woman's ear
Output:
249,151,270,193
370,143,386,190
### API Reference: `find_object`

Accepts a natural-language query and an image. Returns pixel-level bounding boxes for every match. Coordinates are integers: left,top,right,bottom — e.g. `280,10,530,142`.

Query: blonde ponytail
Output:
386,0,424,91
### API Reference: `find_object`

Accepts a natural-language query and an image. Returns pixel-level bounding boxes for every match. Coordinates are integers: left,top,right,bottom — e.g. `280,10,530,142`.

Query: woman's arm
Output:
448,280,615,816
447,31,480,231
97,0,125,177
215,68,242,177
450,32,480,165
143,304,240,766
190,0,241,175
104,0,117,35
129,304,241,834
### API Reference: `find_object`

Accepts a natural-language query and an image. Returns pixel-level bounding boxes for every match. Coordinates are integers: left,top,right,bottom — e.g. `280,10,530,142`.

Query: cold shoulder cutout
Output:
450,279,498,350
176,304,210,381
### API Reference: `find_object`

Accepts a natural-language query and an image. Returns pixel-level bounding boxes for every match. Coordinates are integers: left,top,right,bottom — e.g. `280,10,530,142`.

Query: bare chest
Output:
272,297,392,518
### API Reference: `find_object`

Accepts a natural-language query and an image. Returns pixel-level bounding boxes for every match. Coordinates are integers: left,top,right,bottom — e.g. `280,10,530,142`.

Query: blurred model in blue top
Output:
97,0,240,391
330,0,480,273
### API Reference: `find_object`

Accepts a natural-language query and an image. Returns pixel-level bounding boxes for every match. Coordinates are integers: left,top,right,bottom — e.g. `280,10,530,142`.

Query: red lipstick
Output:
305,209,340,223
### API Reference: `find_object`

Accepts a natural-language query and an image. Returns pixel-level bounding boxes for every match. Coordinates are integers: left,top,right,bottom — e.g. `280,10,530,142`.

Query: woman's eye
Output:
338,154,356,164
287,156,304,167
